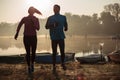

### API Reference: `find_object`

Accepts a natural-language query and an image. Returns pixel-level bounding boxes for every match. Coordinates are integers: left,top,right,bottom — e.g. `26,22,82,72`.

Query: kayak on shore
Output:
0,52,75,64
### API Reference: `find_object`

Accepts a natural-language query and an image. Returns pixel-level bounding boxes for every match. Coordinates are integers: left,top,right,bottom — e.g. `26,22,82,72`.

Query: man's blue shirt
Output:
46,14,67,40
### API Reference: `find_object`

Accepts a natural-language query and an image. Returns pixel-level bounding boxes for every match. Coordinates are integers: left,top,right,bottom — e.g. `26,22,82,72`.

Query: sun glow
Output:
26,0,53,17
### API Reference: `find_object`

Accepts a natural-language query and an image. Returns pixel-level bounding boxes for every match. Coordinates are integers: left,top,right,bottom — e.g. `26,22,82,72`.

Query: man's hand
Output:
64,27,68,31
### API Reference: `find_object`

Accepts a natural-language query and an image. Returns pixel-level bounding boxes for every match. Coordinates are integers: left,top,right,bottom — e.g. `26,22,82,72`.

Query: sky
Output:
0,0,120,23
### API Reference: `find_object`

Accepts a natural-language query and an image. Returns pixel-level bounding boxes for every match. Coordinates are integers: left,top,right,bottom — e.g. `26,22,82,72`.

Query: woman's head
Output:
28,7,35,15
28,6,42,15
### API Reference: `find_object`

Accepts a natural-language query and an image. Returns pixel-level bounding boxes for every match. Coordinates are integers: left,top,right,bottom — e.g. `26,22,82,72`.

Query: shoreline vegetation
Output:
0,62,120,80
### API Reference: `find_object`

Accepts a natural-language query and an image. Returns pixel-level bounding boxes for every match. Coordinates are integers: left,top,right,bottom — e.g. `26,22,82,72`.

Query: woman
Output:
14,6,42,74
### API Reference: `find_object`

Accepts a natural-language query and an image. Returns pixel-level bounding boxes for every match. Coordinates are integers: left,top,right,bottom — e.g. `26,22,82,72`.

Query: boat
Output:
76,54,105,64
107,50,120,63
0,52,75,64
0,55,24,63
35,52,75,64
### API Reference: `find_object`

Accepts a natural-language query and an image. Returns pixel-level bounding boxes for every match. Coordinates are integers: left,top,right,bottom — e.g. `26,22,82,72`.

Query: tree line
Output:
0,3,120,36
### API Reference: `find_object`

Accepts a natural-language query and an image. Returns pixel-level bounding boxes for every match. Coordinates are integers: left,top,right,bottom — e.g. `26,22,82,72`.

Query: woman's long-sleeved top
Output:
16,15,40,36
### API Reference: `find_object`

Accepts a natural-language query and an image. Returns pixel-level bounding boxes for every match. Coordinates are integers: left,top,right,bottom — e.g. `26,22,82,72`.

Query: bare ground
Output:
0,61,120,80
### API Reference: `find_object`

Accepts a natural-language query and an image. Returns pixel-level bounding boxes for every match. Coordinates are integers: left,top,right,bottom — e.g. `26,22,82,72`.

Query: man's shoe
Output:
62,64,67,71
31,64,34,72
52,66,56,75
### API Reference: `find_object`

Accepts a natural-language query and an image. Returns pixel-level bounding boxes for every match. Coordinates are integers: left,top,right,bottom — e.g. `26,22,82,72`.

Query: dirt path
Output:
0,62,120,80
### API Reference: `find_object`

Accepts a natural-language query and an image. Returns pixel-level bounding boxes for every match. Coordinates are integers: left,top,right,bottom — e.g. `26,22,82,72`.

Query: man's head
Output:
53,4,60,14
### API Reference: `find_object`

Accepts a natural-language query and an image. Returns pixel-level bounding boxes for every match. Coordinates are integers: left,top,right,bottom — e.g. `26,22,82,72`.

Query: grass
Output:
0,61,120,80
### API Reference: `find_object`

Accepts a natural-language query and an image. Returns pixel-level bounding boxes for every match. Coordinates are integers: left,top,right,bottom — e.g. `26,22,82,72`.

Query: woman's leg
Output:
31,36,37,72
23,36,31,67
24,36,32,74
31,36,37,64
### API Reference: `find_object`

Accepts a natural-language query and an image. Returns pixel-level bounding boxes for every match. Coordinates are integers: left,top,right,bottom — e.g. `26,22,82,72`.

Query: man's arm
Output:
64,16,68,31
45,17,50,29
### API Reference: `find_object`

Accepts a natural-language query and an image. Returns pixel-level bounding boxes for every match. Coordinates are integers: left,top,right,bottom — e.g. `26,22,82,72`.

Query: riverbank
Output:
0,61,120,80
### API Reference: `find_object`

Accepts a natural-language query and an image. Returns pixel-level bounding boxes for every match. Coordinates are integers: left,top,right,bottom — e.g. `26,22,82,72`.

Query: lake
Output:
0,35,119,56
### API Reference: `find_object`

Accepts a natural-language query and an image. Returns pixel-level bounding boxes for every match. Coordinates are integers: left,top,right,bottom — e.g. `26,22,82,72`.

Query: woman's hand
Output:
14,32,18,40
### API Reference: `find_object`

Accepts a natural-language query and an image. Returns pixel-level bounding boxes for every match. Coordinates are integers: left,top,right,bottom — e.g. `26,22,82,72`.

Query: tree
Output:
100,11,118,35
86,13,101,34
100,12,115,25
104,3,120,22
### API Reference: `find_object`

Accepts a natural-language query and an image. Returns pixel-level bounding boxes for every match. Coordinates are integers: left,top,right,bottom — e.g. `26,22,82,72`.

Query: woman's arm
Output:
14,18,24,40
35,18,40,30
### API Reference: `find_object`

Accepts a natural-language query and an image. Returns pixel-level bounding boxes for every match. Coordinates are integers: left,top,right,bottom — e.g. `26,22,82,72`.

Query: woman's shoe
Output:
28,67,32,74
31,64,34,72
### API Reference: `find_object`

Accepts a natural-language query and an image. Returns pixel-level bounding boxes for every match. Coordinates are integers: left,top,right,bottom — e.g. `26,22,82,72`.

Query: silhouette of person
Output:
14,6,42,74
45,4,68,73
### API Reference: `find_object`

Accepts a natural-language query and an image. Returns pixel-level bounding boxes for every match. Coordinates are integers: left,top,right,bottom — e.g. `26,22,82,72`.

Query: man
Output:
45,4,68,73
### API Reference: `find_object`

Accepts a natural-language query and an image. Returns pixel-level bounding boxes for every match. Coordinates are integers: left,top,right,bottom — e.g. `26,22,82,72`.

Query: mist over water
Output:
0,35,119,56
0,46,101,57
0,46,52,56
0,46,25,56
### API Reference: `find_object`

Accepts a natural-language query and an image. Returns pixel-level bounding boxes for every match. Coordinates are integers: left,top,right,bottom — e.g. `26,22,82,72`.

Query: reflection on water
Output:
75,50,101,57
0,35,120,55
0,46,52,56
0,46,25,56
0,46,102,58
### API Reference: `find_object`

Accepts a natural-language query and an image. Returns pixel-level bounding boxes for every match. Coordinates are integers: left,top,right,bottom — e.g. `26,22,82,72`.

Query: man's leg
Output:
58,39,66,70
51,40,57,72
